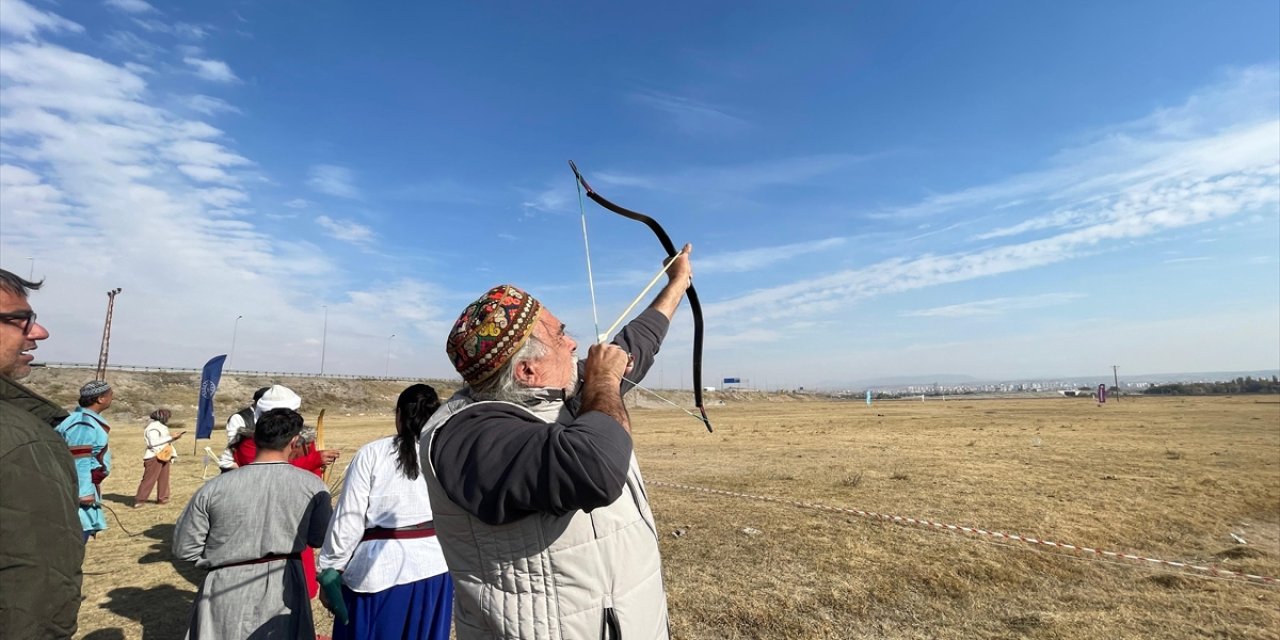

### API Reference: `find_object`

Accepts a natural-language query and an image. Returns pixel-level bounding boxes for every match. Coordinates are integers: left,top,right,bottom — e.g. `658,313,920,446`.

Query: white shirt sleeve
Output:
224,413,244,441
143,422,175,460
318,442,374,572
218,414,245,469
144,423,174,449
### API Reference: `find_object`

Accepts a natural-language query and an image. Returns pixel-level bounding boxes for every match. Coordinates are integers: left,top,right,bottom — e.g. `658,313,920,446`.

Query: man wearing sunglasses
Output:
0,268,83,639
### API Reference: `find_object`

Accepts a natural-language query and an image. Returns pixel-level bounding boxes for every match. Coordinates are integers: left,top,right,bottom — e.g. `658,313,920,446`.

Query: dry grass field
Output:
56,383,1278,639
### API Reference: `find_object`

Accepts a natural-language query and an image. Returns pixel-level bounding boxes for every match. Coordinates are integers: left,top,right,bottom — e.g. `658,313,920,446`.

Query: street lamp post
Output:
320,305,328,375
229,315,243,369
385,334,396,378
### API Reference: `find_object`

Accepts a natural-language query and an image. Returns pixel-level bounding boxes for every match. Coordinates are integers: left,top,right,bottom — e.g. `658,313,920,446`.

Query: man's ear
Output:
512,359,538,386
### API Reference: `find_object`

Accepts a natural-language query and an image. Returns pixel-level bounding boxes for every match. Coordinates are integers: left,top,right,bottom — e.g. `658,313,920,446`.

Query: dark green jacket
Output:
0,376,82,639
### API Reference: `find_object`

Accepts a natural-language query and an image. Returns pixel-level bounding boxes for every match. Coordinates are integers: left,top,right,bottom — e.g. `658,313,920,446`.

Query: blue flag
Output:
196,354,227,440
866,389,872,406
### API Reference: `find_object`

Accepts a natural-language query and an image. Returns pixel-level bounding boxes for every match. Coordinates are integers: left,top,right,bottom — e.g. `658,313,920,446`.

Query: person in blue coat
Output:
56,380,114,541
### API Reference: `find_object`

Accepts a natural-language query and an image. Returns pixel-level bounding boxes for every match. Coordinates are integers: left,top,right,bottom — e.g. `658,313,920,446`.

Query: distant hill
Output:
22,365,794,424
24,366,462,423
807,370,1280,391
838,374,981,389
1112,370,1280,384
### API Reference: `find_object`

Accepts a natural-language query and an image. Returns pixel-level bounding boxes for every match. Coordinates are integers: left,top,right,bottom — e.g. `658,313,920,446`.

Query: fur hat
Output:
446,285,543,386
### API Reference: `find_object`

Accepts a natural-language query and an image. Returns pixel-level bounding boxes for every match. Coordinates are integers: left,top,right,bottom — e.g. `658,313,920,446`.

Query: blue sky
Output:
1,0,1277,389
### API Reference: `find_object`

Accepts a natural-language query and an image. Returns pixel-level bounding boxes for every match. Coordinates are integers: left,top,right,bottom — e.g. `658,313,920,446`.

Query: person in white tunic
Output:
174,407,332,640
133,408,184,506
318,383,453,639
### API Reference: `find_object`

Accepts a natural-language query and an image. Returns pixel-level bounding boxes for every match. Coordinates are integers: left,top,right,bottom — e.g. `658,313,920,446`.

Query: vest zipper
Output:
600,606,622,639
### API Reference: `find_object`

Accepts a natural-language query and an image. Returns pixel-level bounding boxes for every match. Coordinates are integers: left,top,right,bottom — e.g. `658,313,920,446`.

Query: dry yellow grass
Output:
67,393,1279,639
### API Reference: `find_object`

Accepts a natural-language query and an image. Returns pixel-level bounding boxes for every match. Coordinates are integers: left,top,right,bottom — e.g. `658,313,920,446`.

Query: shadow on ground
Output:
82,629,126,640
136,523,202,587
98,585,193,640
101,492,136,506
96,523,200,639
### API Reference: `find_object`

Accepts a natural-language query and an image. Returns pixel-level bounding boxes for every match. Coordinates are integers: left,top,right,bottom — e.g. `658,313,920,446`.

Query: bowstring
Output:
576,178,602,343
574,166,706,427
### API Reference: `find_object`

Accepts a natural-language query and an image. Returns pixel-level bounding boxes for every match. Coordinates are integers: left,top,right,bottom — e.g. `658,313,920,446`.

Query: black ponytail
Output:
393,383,441,480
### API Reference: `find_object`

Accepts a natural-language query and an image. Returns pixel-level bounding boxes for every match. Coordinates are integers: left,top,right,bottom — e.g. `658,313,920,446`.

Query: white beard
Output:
564,364,580,399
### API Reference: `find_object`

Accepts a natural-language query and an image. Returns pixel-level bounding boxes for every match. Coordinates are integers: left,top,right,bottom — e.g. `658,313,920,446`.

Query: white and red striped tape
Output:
651,481,1278,586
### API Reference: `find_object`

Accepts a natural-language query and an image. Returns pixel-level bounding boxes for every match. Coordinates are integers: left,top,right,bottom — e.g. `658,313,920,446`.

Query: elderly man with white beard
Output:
419,245,694,639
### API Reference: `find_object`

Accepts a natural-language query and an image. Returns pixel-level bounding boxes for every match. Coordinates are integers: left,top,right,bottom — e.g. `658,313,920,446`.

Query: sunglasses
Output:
0,310,38,337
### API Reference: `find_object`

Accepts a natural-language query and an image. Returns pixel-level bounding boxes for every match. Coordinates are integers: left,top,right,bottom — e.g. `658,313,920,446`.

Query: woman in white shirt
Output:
133,408,184,507
319,384,452,640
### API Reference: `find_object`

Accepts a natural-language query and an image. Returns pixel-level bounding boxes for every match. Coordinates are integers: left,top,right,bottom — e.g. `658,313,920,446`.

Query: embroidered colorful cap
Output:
447,284,543,386
79,380,112,400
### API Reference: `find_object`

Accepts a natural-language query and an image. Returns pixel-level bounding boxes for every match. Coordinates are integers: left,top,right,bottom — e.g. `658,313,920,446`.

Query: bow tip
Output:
567,159,593,193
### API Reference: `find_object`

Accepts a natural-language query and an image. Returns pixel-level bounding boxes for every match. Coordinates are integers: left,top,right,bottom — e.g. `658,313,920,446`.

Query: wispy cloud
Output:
183,57,238,83
182,94,241,116
526,154,862,218
104,0,155,14
593,153,868,197
698,238,847,274
521,185,574,216
889,67,1280,226
0,0,83,39
629,89,751,135
105,30,162,59
307,164,361,198
904,293,1086,318
706,67,1280,329
315,215,376,247
132,18,206,39
0,0,454,375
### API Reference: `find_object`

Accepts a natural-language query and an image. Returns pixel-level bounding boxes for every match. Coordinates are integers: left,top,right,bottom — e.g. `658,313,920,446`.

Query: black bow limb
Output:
569,160,713,433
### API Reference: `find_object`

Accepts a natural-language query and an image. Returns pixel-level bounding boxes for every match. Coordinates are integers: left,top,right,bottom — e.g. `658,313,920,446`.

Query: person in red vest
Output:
230,384,339,598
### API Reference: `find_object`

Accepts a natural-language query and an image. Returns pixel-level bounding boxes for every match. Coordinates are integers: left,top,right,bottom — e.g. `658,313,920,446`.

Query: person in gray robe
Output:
174,408,332,640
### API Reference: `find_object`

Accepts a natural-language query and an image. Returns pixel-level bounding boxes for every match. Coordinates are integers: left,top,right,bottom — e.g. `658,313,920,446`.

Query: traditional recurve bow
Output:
315,408,330,482
569,160,713,433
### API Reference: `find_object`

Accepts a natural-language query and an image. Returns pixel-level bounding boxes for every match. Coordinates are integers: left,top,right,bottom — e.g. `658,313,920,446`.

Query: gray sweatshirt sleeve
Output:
431,405,633,525
611,308,669,395
431,309,670,525
173,488,210,563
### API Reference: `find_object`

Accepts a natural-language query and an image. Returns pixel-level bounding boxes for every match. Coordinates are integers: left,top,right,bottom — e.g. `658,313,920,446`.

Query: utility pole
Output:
95,288,123,380
385,333,395,377
1112,365,1120,401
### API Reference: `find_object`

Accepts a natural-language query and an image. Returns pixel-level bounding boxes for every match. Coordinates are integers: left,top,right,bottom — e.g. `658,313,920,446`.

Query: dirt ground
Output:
65,392,1279,639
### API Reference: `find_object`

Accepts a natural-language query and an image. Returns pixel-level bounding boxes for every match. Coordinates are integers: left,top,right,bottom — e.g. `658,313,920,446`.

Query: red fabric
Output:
230,438,325,598
301,546,318,599
231,439,325,476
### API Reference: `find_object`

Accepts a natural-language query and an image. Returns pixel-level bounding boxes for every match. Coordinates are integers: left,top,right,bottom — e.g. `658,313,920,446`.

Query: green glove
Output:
317,568,350,625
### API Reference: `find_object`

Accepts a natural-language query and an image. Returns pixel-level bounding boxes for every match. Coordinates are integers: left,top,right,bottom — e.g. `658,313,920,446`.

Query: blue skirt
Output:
333,573,453,640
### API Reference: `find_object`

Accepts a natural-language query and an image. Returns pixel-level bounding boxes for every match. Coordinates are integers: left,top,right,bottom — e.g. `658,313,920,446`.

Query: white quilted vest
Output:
420,394,670,639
